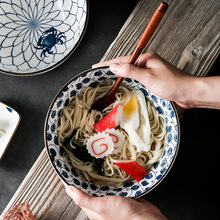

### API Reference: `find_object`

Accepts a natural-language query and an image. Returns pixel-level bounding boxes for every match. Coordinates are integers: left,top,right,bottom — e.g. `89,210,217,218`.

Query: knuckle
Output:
124,63,133,77
146,51,160,64
148,51,156,56
147,51,157,59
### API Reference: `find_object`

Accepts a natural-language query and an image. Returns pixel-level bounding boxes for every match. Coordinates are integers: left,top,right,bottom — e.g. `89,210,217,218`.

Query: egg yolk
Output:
123,96,137,115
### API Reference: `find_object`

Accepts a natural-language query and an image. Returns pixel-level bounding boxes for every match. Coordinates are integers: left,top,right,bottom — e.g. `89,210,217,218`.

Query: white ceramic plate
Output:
0,102,20,159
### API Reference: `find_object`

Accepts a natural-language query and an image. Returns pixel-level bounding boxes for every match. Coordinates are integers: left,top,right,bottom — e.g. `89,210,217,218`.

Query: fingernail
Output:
110,63,120,73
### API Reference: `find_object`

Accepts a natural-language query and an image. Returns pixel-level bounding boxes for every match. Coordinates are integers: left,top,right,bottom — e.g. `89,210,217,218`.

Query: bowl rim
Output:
44,66,180,198
0,0,89,77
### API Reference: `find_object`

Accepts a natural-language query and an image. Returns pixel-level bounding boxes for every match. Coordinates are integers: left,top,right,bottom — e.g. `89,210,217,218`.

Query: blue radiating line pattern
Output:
0,0,87,74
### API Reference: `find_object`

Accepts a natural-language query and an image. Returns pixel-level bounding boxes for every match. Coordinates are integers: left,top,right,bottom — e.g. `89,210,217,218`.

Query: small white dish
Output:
0,102,20,159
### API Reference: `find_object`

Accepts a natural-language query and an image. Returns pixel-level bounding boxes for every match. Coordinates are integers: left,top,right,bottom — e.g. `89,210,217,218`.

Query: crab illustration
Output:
35,27,66,58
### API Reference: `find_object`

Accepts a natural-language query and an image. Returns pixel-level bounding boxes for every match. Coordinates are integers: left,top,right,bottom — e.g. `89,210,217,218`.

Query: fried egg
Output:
120,90,151,152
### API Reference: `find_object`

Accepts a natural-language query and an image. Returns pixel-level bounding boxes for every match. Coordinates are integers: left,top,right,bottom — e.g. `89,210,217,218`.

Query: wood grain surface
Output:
1,0,219,219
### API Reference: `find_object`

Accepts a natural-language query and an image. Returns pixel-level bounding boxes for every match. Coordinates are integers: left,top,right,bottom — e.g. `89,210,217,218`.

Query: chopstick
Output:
92,2,168,111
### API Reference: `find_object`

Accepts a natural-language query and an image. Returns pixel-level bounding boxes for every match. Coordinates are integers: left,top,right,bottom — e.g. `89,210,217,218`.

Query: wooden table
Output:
1,0,219,219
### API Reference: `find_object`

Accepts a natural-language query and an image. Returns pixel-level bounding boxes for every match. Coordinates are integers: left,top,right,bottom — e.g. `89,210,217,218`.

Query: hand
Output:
66,186,168,220
93,52,198,109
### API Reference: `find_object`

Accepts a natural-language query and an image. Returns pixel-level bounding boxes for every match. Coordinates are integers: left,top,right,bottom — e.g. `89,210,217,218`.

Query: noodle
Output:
57,80,166,186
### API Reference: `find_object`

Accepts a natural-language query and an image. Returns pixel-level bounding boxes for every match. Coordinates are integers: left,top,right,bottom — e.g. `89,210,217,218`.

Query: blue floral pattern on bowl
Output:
45,67,180,198
0,0,88,75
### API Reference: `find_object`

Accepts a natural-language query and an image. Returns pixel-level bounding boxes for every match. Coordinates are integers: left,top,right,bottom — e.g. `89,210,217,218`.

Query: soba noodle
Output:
57,80,167,186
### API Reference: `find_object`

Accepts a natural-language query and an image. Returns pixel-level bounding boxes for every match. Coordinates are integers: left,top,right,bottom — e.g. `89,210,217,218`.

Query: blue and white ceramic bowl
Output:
0,0,88,76
45,67,180,198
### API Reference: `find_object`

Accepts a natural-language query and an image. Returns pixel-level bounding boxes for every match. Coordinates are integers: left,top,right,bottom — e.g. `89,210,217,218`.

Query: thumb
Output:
110,63,149,82
65,186,100,211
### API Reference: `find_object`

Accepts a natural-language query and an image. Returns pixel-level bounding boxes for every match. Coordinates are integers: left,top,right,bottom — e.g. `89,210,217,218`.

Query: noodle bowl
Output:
45,67,179,198
57,80,167,186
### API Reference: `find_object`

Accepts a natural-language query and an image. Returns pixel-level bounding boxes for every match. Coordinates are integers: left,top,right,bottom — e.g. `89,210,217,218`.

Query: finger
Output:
174,101,192,109
92,55,130,68
136,198,161,211
81,207,100,220
92,52,158,68
109,63,150,82
135,52,156,67
65,186,103,212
